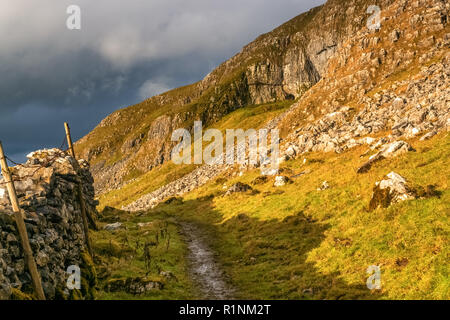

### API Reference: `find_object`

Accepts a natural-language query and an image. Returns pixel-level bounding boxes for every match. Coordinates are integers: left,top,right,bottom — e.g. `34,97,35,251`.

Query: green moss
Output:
10,288,33,300
68,251,98,300
369,185,392,211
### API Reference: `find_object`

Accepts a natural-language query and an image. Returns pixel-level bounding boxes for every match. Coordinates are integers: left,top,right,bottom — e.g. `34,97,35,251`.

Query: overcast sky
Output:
0,0,325,162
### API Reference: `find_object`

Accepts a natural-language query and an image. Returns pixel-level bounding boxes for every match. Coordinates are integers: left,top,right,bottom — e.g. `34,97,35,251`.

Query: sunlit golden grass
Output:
152,132,448,299
98,128,449,300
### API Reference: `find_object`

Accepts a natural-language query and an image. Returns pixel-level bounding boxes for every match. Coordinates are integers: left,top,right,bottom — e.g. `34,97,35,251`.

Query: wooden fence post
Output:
64,122,76,159
64,122,94,257
0,141,46,300
63,122,98,229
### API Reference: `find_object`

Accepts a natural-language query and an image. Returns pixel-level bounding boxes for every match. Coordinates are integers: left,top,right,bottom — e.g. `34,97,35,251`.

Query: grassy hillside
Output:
95,131,449,299
96,100,293,211
176,133,448,300
75,0,392,195
88,0,448,300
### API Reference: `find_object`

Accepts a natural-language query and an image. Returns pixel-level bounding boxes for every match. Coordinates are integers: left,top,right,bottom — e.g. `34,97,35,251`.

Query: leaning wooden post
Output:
64,122,76,159
64,122,94,257
0,141,46,300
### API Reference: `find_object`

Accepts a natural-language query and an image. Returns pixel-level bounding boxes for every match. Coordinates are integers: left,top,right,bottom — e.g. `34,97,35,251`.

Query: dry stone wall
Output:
0,149,98,299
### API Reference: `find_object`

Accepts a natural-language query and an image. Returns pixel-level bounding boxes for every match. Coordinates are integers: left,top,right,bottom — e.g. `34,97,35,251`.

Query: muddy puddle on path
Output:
181,222,235,299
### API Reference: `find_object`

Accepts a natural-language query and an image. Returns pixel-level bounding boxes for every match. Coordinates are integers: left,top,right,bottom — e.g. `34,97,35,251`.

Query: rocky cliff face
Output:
0,149,98,299
119,0,449,212
76,0,398,195
278,0,449,156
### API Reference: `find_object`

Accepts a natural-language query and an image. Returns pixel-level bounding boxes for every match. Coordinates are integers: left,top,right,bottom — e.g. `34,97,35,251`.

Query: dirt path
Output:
180,222,235,300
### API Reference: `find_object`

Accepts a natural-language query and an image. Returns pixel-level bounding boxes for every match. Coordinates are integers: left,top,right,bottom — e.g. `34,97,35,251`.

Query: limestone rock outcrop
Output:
357,141,415,173
369,172,417,210
224,182,253,196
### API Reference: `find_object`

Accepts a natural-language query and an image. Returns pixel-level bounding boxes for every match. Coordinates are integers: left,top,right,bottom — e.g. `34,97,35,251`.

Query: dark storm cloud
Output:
0,0,325,163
